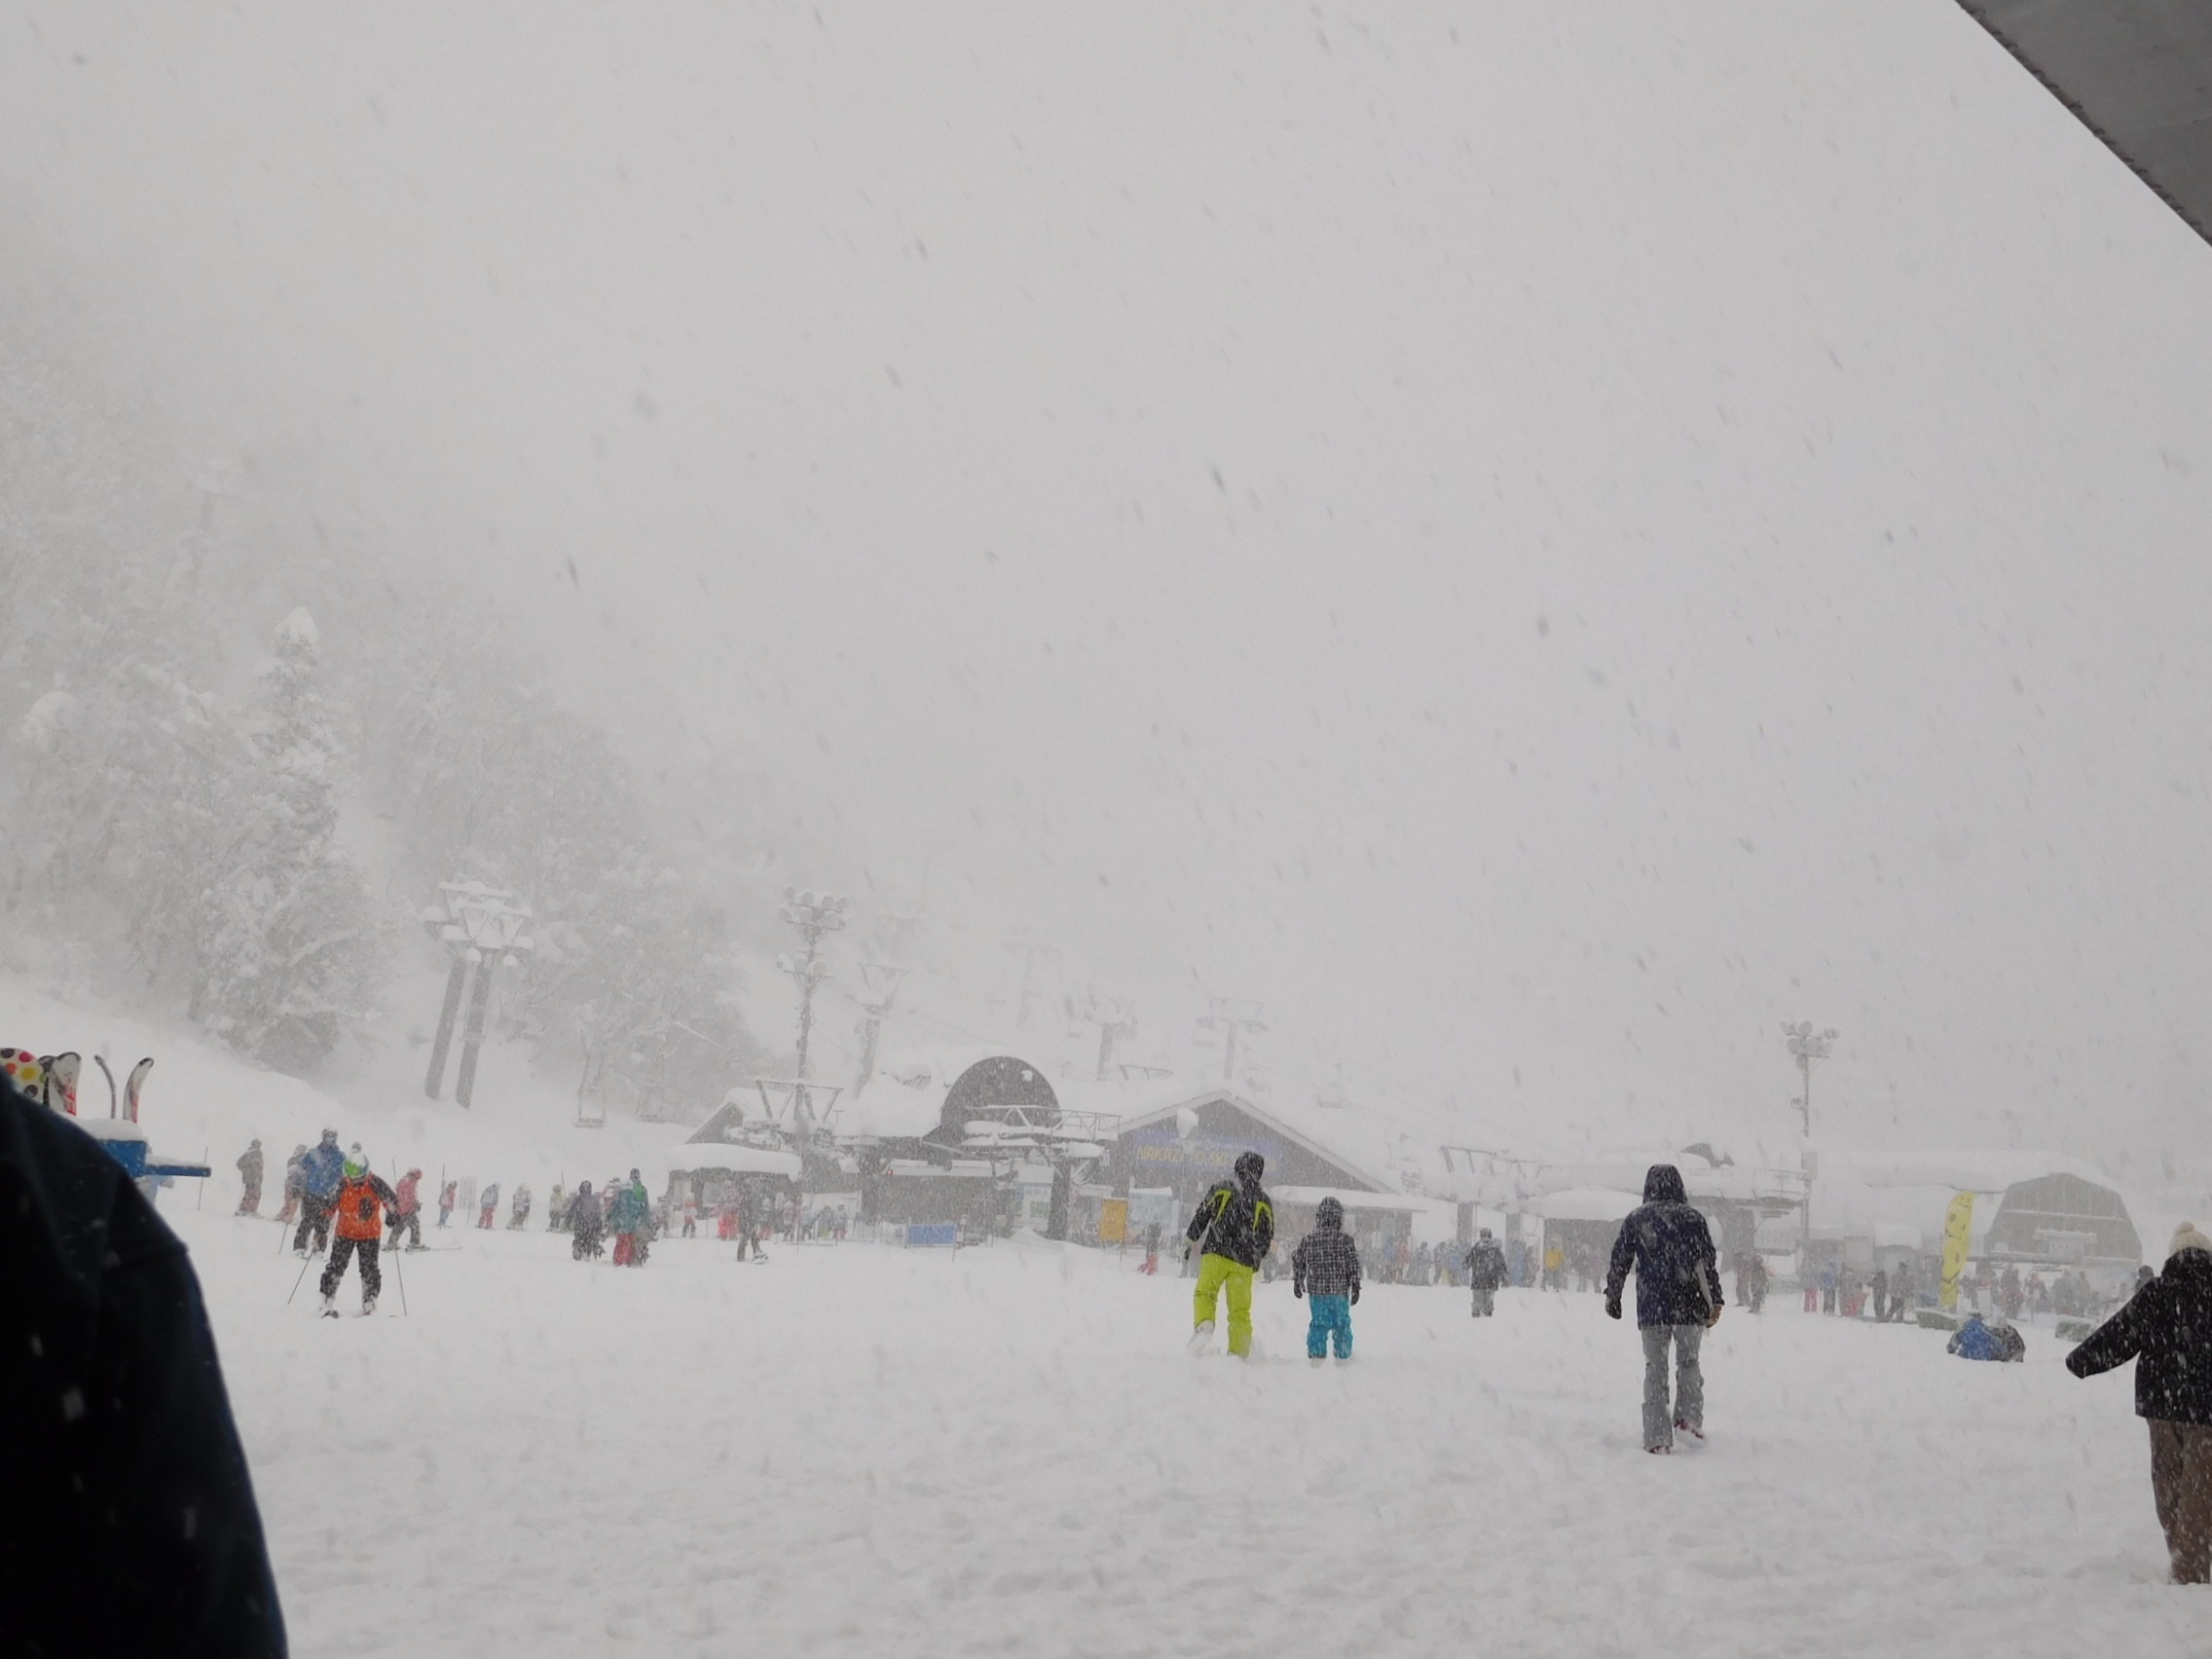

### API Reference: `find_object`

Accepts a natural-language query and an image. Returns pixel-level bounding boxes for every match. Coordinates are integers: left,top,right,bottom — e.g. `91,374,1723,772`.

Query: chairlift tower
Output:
1082,994,1137,1082
421,882,535,1108
852,959,908,1095
1198,996,1269,1084
1783,1020,1838,1137
778,887,847,1117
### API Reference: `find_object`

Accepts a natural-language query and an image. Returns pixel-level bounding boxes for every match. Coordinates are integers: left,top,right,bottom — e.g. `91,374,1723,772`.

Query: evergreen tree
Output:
189,609,380,1069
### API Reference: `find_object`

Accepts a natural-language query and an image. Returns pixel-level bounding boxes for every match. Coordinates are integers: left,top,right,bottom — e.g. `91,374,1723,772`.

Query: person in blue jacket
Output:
292,1128,345,1257
1948,1310,2024,1362
1604,1164,1723,1454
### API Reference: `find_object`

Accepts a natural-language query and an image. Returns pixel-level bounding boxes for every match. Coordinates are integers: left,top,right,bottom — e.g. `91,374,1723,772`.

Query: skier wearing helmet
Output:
1184,1151,1274,1358
318,1147,398,1316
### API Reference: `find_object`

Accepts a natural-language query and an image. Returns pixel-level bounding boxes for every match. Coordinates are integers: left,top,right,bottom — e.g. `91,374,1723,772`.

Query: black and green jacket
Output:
1186,1171,1274,1270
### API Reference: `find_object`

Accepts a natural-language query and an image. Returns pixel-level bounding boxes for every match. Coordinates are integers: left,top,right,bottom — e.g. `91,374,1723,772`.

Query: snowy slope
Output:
178,1213,2205,1658
0,977,696,1204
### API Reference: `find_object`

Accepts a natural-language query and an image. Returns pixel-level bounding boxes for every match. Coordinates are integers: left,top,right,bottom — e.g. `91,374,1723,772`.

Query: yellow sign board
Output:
1939,1192,1974,1311
1099,1198,1128,1244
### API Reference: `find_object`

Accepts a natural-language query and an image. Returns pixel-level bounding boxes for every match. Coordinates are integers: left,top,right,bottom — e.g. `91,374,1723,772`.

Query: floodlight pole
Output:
1198,997,1268,1083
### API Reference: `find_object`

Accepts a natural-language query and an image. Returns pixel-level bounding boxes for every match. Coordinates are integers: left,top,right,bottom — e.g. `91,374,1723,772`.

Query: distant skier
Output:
509,1183,532,1230
570,1181,605,1260
1291,1197,1362,1366
1464,1229,1508,1317
1141,1221,1162,1275
609,1168,649,1266
547,1182,569,1232
1604,1164,1723,1454
318,1148,398,1316
1184,1151,1274,1359
477,1182,499,1230
387,1167,424,1251
681,1191,698,1237
276,1144,307,1225
437,1180,457,1229
293,1129,344,1256
235,1139,264,1215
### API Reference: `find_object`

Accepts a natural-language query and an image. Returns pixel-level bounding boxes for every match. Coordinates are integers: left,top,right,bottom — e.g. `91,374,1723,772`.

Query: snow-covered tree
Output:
187,608,380,1068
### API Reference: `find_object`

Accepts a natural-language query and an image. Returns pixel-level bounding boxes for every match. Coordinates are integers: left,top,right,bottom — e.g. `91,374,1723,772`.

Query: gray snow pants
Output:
1641,1323,1705,1449
1471,1288,1496,1317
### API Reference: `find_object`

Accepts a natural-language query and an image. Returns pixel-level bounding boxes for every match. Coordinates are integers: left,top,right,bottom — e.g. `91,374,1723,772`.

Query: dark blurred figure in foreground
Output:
0,1073,286,1656
2068,1223,2212,1585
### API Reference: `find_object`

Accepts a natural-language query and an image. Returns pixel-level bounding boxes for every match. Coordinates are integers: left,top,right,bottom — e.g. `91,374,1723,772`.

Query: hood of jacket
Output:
1314,1196,1344,1231
1234,1151,1266,1191
1642,1163,1687,1204
2165,1248,2212,1287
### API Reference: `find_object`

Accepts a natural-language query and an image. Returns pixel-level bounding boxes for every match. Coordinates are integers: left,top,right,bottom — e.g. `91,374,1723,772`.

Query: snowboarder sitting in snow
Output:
1464,1228,1508,1317
319,1147,399,1316
1185,1151,1274,1358
1948,1310,2023,1362
1291,1197,1361,1365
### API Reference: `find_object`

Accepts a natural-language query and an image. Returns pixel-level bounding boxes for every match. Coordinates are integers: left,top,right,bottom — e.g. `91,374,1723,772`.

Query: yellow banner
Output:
1099,1198,1128,1244
1939,1192,1974,1311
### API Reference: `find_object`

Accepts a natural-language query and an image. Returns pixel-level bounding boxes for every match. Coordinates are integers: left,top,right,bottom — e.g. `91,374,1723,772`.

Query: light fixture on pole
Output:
1783,1020,1838,1137
421,881,535,1108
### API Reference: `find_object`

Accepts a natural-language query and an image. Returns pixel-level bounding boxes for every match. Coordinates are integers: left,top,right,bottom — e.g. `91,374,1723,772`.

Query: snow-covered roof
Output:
1532,1187,1641,1223
837,1046,1059,1141
1272,1185,1444,1216
1111,1087,1401,1195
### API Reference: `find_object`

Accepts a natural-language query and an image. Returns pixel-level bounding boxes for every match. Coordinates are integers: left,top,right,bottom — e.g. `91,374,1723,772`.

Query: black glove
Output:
1350,1286,1360,1307
1604,1298,1622,1320
1293,1281,1304,1299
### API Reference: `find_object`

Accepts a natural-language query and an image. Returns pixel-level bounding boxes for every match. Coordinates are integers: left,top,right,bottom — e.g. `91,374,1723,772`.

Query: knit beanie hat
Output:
2170,1223,2212,1258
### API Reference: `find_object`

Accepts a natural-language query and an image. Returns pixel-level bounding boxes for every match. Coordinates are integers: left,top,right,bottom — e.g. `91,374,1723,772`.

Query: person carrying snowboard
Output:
1604,1163,1723,1454
293,1129,344,1256
1464,1228,1508,1317
1291,1196,1361,1365
1184,1151,1274,1358
236,1139,264,1215
318,1147,398,1316
387,1167,424,1251
570,1180,605,1260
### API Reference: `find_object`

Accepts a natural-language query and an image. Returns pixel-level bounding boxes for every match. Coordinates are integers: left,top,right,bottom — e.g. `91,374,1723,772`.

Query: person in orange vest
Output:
319,1147,399,1316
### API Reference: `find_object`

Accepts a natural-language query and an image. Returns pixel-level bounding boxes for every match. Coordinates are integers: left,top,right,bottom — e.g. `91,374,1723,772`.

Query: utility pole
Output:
777,888,847,1105
1198,997,1269,1084
421,882,535,1107
1783,1021,1838,1137
1082,995,1137,1082
852,959,908,1095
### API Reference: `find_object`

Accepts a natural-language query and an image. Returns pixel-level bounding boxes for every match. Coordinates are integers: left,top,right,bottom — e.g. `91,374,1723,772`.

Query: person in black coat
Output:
0,1073,286,1656
570,1181,605,1260
1604,1164,1722,1453
1184,1151,1275,1358
1463,1229,1508,1317
2068,1223,2212,1583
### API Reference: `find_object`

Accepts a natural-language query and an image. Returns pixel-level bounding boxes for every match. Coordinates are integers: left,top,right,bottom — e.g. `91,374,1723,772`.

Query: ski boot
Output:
362,1293,377,1316
1674,1419,1704,1442
318,1291,338,1318
1186,1320,1215,1357
1309,1356,1325,1369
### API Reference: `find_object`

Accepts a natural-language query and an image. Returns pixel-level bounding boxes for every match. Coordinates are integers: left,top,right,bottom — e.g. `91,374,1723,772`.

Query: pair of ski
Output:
2,1050,153,1119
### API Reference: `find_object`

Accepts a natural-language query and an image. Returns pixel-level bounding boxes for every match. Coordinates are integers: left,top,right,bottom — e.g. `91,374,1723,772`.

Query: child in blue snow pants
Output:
1307,1294,1352,1359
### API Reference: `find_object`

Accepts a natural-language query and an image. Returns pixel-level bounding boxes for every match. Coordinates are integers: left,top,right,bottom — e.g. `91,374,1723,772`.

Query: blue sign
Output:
905,1223,959,1248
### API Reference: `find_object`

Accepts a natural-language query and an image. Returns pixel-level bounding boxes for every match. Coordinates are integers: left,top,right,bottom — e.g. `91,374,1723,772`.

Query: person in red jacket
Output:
387,1167,424,1252
319,1147,399,1316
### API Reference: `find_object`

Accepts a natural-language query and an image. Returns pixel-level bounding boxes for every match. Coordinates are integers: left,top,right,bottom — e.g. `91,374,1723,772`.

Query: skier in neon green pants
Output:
1185,1151,1274,1357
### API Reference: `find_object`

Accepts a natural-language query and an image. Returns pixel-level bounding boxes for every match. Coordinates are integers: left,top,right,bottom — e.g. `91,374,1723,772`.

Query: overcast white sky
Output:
7,2,2212,1161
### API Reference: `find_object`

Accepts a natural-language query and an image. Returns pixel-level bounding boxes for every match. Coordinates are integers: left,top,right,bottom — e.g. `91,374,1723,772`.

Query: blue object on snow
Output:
904,1223,958,1248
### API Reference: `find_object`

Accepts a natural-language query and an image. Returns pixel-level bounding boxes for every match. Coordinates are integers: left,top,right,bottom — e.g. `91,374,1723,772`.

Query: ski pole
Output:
389,1233,409,1317
286,1250,314,1307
